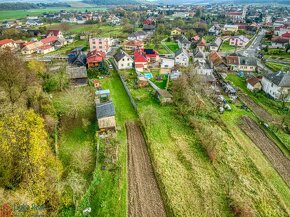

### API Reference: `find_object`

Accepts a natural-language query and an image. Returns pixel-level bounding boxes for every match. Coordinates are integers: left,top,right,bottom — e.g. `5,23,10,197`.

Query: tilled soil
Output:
240,116,290,187
239,94,275,124
126,122,167,217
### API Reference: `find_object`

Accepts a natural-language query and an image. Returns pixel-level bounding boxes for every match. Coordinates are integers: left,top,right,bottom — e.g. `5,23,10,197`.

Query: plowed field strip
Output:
126,122,166,217
240,116,290,187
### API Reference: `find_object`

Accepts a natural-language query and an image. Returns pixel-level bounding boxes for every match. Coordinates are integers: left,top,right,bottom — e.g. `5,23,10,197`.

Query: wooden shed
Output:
96,101,116,131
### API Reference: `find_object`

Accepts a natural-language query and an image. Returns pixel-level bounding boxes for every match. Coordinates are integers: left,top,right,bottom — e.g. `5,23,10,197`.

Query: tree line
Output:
0,2,71,11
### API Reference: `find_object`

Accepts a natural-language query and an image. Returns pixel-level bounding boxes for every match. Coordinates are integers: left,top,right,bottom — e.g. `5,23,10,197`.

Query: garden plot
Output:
240,116,290,188
126,121,166,217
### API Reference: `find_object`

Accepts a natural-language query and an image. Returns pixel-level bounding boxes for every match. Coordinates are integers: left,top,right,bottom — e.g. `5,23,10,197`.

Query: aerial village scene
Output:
0,0,290,216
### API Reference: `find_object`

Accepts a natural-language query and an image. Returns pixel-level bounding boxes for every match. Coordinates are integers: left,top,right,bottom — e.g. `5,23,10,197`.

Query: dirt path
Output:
126,122,167,217
240,116,290,187
239,94,275,124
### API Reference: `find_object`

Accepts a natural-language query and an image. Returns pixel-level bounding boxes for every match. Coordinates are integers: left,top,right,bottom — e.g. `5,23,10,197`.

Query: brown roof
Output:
247,77,260,86
208,51,223,66
226,55,239,65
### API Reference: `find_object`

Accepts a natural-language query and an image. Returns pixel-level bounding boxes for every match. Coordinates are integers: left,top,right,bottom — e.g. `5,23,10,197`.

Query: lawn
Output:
265,61,290,72
219,40,236,52
204,35,215,43
145,42,168,55
77,70,137,217
0,7,107,21
48,23,127,38
163,41,179,53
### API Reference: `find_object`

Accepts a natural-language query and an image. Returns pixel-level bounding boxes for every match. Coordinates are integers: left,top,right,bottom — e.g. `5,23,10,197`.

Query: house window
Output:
93,46,96,49
99,41,102,44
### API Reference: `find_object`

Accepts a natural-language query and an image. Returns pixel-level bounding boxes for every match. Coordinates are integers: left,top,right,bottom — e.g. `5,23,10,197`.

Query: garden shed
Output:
96,101,116,131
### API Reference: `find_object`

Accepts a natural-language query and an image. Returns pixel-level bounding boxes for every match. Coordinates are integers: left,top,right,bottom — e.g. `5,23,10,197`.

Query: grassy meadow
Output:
0,7,107,21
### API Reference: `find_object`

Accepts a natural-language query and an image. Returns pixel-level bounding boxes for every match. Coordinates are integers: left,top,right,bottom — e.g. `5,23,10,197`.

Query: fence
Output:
111,60,137,111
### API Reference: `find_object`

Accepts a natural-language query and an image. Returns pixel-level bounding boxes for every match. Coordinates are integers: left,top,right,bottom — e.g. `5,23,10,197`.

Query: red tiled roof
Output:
134,50,148,63
282,33,290,39
87,50,106,63
197,38,206,46
47,30,61,36
37,45,53,50
0,39,14,46
208,51,223,66
41,36,58,44
227,12,243,15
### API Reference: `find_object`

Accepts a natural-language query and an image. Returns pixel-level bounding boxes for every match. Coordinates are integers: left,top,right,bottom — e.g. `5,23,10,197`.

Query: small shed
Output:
247,77,262,92
156,89,173,104
96,101,116,131
95,89,110,103
66,66,88,85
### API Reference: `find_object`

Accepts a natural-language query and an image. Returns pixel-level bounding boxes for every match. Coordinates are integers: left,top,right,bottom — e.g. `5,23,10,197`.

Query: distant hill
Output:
83,0,139,5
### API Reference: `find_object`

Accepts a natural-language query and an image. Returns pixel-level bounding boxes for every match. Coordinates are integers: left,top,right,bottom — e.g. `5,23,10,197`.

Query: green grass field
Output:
265,61,290,72
163,41,179,53
219,40,236,52
0,7,107,21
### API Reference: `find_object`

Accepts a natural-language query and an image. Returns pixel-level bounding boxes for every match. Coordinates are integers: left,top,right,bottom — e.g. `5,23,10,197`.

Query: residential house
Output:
171,28,183,37
226,11,245,22
281,33,290,40
209,37,222,52
225,54,240,71
134,50,148,72
208,24,221,36
68,47,87,66
274,25,290,36
193,47,205,61
113,50,134,70
229,35,250,47
66,66,88,86
128,31,148,41
21,41,43,55
196,38,206,51
238,56,257,72
89,37,112,53
96,101,116,131
160,58,175,74
47,30,63,38
247,77,262,91
223,24,239,32
54,37,67,49
87,50,106,68
0,39,16,50
40,36,58,46
26,20,43,26
177,35,191,50
261,71,290,101
140,48,159,62
123,40,144,51
208,51,228,72
271,36,289,48
175,49,189,67
36,45,55,54
143,17,155,31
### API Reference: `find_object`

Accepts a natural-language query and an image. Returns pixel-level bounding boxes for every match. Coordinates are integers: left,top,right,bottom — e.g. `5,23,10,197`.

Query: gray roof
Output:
193,47,205,58
239,56,257,66
96,101,115,119
177,35,191,44
210,37,222,47
175,48,189,57
113,50,130,62
128,31,146,38
66,66,87,79
264,72,290,87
